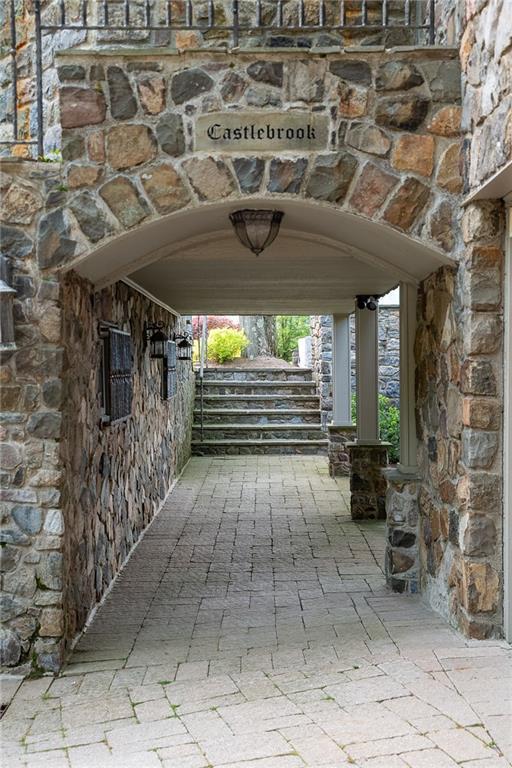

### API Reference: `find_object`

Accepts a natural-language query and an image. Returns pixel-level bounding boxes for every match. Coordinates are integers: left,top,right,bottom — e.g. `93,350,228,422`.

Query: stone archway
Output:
1,42,506,673
37,47,463,278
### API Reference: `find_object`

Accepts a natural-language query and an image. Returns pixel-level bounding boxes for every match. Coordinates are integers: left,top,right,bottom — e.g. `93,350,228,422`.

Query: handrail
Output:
199,315,207,442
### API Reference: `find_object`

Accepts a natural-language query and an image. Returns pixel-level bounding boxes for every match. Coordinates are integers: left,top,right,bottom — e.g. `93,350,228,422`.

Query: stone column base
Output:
385,469,421,594
328,425,356,477
347,442,389,520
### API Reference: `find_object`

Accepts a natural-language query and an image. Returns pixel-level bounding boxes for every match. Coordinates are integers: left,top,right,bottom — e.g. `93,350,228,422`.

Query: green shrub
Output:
207,328,249,364
379,395,400,463
276,316,310,362
351,393,400,464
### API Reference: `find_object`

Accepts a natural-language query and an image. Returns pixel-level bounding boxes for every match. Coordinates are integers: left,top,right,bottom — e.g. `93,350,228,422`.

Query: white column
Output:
504,195,512,642
398,283,418,474
355,302,379,443
332,314,352,426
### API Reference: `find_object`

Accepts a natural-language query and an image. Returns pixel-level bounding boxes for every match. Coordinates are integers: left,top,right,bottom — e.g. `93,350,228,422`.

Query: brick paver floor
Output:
2,457,511,767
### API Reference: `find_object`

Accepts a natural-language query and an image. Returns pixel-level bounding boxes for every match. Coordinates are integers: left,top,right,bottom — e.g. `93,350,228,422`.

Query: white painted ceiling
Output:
73,198,453,315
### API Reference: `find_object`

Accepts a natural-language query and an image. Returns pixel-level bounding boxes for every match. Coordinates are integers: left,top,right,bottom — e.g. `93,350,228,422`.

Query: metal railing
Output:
2,1,437,157
198,315,208,441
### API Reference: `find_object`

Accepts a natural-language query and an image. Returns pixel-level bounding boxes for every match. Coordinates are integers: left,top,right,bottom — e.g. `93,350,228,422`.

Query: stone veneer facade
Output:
415,216,505,638
310,308,400,430
0,157,194,671
60,274,194,649
1,3,511,668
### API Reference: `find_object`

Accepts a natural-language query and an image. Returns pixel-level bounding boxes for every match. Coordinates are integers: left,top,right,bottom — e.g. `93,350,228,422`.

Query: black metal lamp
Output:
174,319,193,362
145,322,168,359
356,295,381,311
229,209,284,256
176,335,193,362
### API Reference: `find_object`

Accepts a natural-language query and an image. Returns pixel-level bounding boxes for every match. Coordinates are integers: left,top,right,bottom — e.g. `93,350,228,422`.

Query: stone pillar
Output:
328,425,356,477
348,301,387,518
309,315,333,430
328,314,355,476
398,283,418,475
348,443,389,519
385,470,421,593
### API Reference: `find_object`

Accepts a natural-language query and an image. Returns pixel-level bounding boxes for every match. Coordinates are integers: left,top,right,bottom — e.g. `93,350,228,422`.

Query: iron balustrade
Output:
2,0,438,157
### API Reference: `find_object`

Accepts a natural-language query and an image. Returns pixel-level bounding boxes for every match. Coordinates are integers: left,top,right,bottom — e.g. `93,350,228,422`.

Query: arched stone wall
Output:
36,47,463,273
1,43,506,671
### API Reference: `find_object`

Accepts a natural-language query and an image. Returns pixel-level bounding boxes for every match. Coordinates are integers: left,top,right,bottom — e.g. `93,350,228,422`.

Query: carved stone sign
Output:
195,112,329,152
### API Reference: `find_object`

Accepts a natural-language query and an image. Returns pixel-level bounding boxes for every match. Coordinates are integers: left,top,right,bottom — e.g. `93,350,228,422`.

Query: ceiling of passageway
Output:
74,199,453,315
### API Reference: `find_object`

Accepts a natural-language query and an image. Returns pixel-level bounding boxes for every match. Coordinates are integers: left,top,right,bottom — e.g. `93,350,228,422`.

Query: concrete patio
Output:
2,457,511,767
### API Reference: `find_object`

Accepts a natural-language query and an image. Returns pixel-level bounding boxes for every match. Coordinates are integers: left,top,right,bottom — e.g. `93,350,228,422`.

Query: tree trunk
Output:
240,316,277,358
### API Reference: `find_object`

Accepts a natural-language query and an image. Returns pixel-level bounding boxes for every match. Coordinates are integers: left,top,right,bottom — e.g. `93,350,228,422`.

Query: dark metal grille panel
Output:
162,339,177,400
107,327,133,422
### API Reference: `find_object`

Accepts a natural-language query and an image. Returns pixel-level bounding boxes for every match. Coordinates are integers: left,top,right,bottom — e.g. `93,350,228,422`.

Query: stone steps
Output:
196,395,321,409
199,381,317,395
194,409,321,424
193,367,326,455
191,439,328,456
200,367,313,382
192,424,325,441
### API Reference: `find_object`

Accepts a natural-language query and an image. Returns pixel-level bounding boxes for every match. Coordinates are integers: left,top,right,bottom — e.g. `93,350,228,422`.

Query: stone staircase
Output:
192,368,328,455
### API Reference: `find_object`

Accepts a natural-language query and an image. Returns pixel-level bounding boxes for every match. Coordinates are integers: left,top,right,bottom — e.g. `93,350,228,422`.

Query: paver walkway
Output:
2,457,511,768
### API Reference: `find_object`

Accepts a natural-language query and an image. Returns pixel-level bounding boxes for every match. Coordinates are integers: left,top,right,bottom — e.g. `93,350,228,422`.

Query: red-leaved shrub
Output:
192,316,241,338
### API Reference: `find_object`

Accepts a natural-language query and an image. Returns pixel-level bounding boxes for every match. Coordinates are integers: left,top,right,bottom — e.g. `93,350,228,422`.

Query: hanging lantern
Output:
145,323,168,359
176,335,193,362
229,209,284,256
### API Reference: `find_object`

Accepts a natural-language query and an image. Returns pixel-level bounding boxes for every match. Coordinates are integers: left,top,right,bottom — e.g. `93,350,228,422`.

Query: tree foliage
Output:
276,316,310,362
192,316,240,338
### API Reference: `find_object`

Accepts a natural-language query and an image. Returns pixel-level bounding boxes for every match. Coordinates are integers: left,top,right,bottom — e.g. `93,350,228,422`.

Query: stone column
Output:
309,315,333,430
385,470,421,593
398,282,418,475
328,314,355,476
348,300,388,519
382,284,421,590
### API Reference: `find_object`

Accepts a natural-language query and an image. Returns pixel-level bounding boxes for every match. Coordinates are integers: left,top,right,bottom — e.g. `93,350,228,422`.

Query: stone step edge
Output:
196,368,312,374
198,381,316,387
192,423,324,430
191,439,329,446
193,409,321,415
195,394,320,400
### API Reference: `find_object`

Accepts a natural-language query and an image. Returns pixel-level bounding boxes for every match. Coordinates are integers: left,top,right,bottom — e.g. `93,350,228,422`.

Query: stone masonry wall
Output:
1,159,66,671
0,156,195,672
310,307,400,429
416,212,504,638
35,46,464,278
460,0,512,192
60,274,194,650
1,1,455,156
412,0,509,640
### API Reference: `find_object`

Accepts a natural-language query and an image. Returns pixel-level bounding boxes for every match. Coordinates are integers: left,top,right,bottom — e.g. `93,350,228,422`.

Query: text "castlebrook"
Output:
206,123,317,141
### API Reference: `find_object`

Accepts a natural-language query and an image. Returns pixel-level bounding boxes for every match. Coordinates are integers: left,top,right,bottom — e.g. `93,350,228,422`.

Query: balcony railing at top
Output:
2,1,438,158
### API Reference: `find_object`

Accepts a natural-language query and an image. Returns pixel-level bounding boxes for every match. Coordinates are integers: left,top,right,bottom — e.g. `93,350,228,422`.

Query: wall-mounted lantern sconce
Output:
229,209,284,256
175,336,193,362
173,319,193,362
145,322,168,359
356,294,381,311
